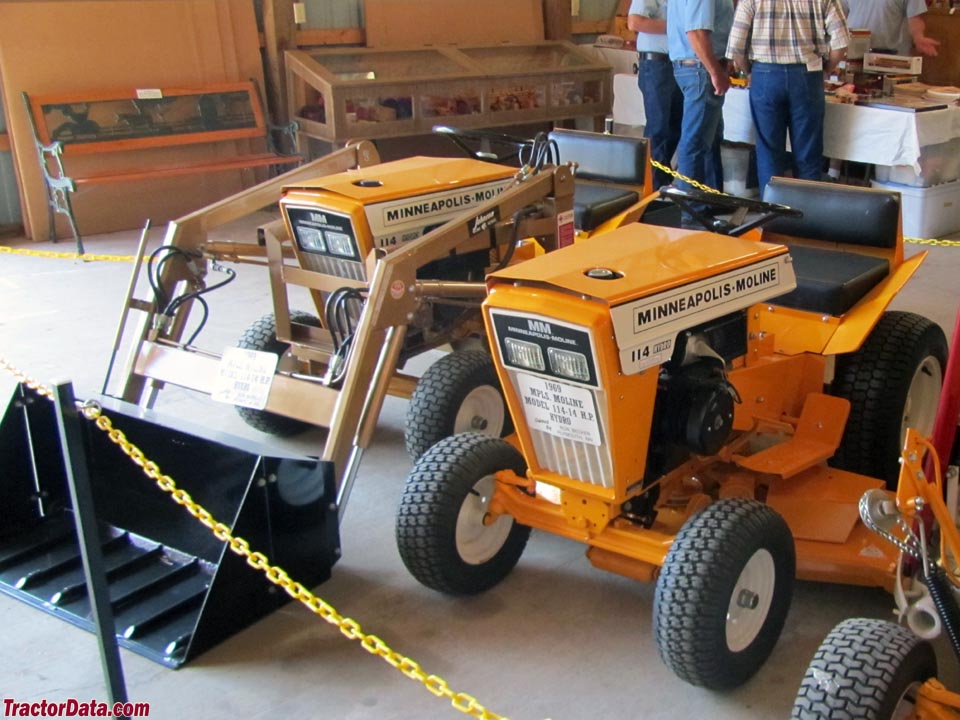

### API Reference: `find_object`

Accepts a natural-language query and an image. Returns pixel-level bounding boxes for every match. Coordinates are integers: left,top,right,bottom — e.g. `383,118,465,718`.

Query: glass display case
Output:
27,83,265,155
285,42,611,144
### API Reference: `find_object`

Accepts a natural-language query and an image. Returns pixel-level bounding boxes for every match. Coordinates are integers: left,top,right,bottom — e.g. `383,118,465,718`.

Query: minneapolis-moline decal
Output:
363,178,512,248
610,254,796,374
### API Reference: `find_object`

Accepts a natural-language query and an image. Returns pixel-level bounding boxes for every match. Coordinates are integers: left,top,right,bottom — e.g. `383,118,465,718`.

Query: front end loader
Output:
112,140,576,517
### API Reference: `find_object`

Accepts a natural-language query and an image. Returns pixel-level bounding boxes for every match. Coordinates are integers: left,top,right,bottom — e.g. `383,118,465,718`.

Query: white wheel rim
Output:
455,475,513,565
901,356,942,445
454,386,505,437
726,549,776,653
892,681,922,720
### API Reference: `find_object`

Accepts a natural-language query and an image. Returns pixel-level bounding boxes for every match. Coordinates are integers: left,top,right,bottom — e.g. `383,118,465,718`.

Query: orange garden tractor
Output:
395,179,948,690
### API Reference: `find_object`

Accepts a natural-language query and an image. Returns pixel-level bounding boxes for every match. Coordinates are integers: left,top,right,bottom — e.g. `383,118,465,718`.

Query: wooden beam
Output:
543,0,572,40
572,19,610,34
295,27,365,47
262,0,297,125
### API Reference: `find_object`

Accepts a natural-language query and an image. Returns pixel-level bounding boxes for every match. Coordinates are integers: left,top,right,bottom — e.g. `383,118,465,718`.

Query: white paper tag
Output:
212,347,280,410
135,88,164,100
516,372,601,446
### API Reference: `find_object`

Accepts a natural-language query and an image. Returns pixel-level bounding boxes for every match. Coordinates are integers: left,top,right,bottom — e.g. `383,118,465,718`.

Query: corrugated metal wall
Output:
0,100,23,225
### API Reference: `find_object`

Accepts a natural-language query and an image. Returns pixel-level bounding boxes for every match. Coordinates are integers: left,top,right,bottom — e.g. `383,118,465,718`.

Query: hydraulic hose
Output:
925,564,960,664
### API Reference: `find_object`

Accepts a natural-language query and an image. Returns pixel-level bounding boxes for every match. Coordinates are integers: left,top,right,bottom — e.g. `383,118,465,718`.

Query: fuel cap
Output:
584,267,621,280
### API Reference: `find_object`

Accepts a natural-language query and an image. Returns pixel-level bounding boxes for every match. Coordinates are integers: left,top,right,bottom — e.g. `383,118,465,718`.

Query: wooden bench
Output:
22,80,301,252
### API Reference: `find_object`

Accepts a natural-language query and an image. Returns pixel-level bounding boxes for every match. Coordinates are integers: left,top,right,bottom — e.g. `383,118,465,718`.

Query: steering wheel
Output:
660,186,803,236
433,125,533,165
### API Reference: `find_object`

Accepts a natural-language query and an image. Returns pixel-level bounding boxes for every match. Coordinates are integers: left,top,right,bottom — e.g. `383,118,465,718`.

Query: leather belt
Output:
674,57,730,69
638,52,669,62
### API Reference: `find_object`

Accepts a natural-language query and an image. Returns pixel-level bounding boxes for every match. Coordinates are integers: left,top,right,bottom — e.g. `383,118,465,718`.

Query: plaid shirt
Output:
726,0,850,65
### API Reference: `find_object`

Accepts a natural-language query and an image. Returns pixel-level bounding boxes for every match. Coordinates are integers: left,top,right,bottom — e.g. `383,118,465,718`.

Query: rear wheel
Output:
791,618,937,719
404,350,512,460
654,498,795,689
396,433,530,595
234,311,319,436
832,311,947,488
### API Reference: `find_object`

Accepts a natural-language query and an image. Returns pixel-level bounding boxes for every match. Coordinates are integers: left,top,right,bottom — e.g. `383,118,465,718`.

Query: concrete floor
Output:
1,207,959,720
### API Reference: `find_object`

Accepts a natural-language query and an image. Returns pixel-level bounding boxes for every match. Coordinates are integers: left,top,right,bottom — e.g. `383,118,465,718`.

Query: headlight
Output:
504,338,545,371
547,347,590,383
325,230,356,258
297,227,327,253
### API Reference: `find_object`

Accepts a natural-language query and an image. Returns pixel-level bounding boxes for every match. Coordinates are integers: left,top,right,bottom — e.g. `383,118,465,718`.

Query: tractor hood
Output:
487,223,796,375
281,156,515,204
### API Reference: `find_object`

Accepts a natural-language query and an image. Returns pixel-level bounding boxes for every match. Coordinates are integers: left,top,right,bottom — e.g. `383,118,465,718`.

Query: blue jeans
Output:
638,58,684,190
673,63,725,199
749,62,826,195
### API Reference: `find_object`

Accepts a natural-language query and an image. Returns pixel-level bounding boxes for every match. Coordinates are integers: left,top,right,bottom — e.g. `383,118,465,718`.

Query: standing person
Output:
843,0,940,57
667,0,734,221
628,0,684,190
726,0,850,194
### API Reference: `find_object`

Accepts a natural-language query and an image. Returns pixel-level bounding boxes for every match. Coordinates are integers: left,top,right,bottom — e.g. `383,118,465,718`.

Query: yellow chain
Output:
0,245,140,262
650,159,960,245
0,357,55,400
0,357,510,720
650,158,724,195
903,236,960,247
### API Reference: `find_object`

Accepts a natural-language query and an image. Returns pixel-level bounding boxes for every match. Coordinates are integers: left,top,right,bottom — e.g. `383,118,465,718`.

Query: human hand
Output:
711,71,730,95
915,35,940,57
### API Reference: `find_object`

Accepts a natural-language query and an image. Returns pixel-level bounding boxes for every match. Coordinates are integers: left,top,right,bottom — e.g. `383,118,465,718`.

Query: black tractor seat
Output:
773,245,890,316
572,184,640,231
549,128,650,232
762,178,901,316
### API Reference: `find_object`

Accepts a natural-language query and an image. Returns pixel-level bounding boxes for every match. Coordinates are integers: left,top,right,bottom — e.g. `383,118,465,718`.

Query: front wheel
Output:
234,311,320,436
396,433,530,595
654,498,795,689
404,350,512,460
791,618,937,720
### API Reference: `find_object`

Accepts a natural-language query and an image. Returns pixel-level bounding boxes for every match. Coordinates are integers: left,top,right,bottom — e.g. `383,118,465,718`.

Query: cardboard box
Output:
863,52,923,75
874,138,960,187
872,178,960,239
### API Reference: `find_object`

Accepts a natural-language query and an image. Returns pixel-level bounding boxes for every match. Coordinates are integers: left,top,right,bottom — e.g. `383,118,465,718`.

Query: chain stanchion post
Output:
50,380,129,719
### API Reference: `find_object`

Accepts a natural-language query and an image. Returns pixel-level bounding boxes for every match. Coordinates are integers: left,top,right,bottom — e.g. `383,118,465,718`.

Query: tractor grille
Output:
504,367,613,489
300,254,366,282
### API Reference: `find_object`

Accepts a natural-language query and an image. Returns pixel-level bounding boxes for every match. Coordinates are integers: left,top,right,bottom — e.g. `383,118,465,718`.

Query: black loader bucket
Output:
0,383,340,667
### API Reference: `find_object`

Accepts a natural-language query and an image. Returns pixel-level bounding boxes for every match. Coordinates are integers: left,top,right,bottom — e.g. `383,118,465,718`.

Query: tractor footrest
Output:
736,393,850,479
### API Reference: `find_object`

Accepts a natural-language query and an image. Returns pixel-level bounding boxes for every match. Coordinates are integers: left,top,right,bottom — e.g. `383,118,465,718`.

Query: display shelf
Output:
285,42,611,144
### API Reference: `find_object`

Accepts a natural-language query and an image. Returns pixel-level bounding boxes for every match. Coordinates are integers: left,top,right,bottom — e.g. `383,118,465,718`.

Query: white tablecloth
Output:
612,74,960,172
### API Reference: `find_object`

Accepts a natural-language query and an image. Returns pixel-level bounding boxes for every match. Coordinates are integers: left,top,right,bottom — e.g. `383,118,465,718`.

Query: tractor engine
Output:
649,312,747,476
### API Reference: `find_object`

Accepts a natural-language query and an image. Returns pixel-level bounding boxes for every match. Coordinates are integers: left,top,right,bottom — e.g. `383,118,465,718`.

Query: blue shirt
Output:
843,0,928,56
667,0,734,61
628,0,669,54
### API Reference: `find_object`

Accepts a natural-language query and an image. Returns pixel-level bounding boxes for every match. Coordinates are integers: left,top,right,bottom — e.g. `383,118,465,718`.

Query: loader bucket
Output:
0,384,340,667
